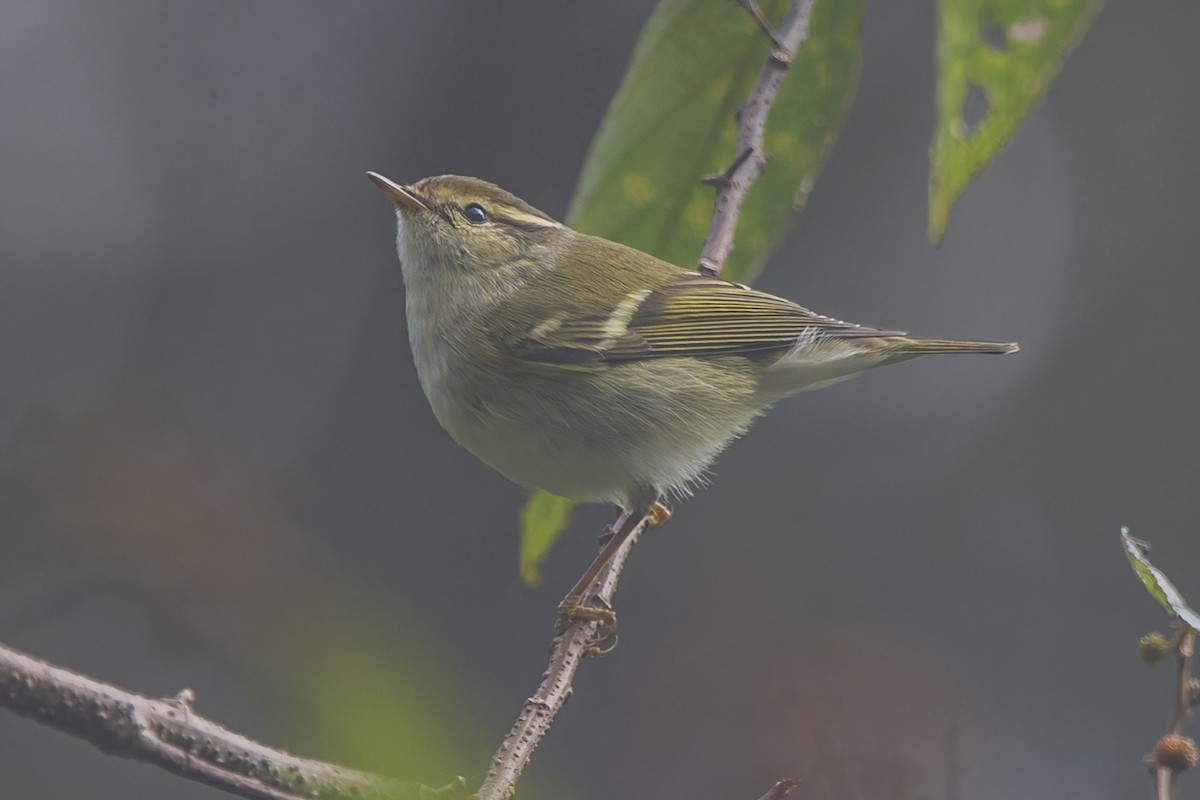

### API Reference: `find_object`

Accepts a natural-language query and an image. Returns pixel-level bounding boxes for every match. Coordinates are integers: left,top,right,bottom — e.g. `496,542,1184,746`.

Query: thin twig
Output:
698,0,815,276
737,0,783,49
1155,766,1174,800
1159,627,1196,799
755,778,799,800
1148,626,1197,800
475,2,817,799
475,512,648,800
0,641,461,800
1170,627,1196,734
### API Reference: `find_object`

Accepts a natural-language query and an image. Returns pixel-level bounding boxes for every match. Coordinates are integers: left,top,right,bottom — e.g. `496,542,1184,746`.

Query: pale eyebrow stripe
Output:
499,209,563,229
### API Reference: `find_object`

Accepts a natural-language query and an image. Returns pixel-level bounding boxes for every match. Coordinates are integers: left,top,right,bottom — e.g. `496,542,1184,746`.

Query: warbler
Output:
368,172,1016,621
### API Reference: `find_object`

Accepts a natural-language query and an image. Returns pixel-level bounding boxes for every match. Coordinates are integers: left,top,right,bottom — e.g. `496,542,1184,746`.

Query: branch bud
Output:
1153,734,1199,771
1139,632,1171,665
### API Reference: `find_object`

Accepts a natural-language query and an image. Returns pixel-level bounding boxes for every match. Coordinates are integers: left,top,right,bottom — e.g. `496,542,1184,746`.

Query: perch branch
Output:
475,511,649,800
476,2,817,799
699,0,815,276
0,640,461,800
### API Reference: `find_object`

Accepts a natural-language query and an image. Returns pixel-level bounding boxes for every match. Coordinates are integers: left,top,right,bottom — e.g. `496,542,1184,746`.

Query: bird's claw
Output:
556,596,618,656
584,630,619,657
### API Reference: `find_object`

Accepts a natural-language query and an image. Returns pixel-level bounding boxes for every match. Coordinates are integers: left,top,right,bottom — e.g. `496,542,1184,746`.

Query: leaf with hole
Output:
929,0,1104,242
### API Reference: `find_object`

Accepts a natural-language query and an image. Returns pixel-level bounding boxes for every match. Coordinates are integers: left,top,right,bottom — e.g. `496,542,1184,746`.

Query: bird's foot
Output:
555,595,615,631
556,595,618,656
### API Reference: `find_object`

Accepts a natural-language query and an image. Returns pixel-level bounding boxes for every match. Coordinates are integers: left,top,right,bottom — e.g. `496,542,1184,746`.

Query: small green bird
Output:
369,172,1016,623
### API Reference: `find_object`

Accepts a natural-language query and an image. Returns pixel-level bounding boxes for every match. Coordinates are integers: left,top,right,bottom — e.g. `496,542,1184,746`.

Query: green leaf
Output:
517,0,866,575
518,490,574,587
1122,528,1200,630
929,0,1104,242
568,0,865,284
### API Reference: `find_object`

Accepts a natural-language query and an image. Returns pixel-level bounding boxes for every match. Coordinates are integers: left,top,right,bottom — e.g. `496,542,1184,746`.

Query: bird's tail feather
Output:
885,337,1019,355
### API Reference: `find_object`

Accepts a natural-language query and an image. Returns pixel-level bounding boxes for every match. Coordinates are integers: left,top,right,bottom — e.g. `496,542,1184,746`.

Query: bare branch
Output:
755,778,799,800
737,0,783,49
1155,765,1174,800
1170,627,1196,734
0,641,462,800
475,512,648,800
698,0,816,277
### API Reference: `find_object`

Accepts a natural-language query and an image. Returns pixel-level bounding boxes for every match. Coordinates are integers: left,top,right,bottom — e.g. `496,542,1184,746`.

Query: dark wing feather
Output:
513,272,901,365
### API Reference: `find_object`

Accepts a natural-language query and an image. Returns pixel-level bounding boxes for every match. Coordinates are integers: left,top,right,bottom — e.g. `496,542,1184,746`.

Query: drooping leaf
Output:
519,0,866,576
518,490,574,587
1122,528,1200,630
929,0,1104,242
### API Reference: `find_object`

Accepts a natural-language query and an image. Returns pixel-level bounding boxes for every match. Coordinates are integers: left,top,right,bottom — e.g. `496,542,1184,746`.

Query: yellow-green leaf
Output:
1122,528,1200,630
518,490,574,587
929,0,1104,242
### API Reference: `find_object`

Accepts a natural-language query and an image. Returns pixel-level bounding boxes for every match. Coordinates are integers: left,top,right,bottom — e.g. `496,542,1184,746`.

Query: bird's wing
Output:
511,272,901,365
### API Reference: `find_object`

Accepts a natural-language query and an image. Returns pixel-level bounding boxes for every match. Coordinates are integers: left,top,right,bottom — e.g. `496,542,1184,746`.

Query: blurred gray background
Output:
2,1,1198,798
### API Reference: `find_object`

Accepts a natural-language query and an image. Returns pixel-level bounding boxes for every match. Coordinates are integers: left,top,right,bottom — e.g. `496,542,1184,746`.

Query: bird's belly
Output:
463,423,632,503
420,358,760,508
428,388,635,504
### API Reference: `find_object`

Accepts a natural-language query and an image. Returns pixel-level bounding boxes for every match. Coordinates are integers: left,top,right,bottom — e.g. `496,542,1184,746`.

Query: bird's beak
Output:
366,171,429,212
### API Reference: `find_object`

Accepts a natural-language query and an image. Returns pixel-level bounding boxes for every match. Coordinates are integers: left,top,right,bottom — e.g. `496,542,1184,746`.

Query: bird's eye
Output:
462,203,488,225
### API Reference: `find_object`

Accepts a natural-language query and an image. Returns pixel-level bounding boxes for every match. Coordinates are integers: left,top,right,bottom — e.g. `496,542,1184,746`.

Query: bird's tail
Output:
884,336,1019,356
755,333,1017,402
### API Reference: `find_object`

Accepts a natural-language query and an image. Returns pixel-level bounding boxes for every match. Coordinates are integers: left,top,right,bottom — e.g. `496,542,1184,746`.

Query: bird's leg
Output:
556,507,647,636
594,501,666,548
595,506,626,549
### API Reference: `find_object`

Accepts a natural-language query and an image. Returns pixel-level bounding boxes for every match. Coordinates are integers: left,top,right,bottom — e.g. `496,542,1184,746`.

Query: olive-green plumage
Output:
369,172,1017,512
